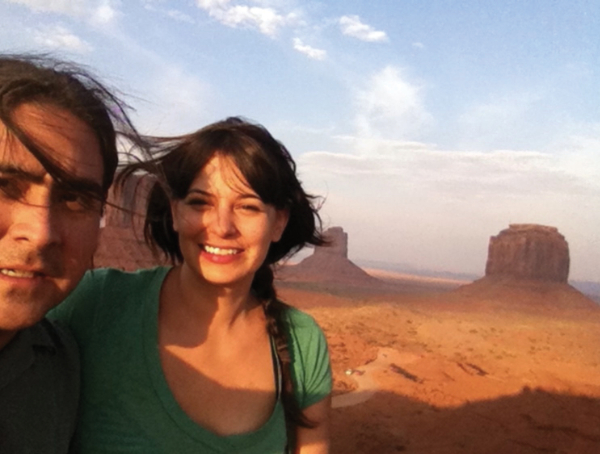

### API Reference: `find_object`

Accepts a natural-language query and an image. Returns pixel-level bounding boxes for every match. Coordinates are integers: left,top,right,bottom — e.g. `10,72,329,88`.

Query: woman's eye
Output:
239,203,262,213
185,198,209,208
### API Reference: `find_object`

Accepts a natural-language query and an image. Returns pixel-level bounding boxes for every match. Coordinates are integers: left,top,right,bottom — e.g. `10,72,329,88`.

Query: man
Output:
0,55,140,453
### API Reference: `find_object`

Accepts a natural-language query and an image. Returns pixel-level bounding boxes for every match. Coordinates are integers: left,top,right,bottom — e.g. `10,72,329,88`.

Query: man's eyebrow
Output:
0,164,45,183
64,177,104,198
0,163,103,196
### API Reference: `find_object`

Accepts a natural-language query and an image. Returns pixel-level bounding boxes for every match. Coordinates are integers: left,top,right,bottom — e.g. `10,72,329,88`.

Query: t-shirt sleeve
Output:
286,308,332,409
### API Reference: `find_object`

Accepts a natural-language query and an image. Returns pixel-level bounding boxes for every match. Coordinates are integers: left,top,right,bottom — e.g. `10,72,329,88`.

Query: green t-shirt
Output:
50,267,331,454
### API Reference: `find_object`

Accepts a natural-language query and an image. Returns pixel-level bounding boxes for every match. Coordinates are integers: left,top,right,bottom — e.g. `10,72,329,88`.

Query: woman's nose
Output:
211,205,237,237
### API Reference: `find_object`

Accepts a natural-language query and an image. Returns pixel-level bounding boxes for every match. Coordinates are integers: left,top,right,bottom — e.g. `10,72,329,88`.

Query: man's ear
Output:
271,209,289,242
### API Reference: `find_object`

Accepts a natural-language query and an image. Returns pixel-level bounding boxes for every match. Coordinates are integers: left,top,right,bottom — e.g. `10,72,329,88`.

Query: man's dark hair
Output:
0,54,143,201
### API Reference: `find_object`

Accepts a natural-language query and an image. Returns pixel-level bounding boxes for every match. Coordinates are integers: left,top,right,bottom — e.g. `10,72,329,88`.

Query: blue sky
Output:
1,0,599,281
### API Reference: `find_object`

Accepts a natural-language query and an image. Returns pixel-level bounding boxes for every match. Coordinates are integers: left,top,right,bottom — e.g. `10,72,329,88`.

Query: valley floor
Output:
277,279,600,454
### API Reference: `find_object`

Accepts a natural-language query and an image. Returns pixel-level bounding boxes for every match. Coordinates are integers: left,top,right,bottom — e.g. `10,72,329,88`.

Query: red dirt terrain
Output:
277,272,600,454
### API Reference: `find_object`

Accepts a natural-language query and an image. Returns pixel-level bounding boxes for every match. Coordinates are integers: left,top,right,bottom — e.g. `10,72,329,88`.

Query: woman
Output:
51,117,332,453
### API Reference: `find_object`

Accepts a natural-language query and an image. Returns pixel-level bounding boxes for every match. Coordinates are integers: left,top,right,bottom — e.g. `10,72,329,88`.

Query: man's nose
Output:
9,199,62,248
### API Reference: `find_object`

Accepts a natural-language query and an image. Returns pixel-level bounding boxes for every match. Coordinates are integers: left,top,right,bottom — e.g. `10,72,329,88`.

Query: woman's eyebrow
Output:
237,193,261,201
187,188,211,196
187,188,260,200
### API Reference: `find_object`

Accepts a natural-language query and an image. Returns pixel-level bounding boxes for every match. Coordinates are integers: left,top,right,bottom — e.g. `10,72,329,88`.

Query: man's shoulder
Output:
32,318,78,353
0,318,79,398
0,319,80,454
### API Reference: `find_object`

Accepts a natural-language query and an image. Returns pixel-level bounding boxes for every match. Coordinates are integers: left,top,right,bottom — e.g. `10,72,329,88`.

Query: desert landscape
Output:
276,225,600,453
277,280,600,453
97,193,600,453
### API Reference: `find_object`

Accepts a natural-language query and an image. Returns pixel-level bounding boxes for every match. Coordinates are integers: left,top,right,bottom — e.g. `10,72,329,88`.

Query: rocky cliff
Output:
314,227,348,259
94,175,163,270
485,224,570,283
455,224,597,311
277,227,379,286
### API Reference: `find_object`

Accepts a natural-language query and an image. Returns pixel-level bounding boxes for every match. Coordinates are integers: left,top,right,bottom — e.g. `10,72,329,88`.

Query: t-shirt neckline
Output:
142,266,284,449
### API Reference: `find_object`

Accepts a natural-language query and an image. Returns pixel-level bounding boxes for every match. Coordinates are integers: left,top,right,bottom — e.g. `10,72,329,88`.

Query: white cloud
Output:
196,0,294,36
339,15,387,42
300,140,582,196
354,66,432,140
460,95,535,128
412,42,424,49
167,9,195,24
197,0,231,8
142,2,195,24
457,91,543,150
297,134,600,279
552,126,600,185
7,0,118,26
90,1,116,25
136,66,213,136
6,0,86,15
293,38,326,60
32,24,92,53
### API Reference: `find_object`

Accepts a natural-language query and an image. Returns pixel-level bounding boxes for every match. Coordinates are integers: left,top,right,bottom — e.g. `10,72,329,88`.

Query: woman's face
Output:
171,154,288,288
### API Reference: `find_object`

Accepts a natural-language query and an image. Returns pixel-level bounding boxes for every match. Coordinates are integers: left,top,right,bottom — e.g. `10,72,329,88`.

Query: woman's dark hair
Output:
119,117,325,450
0,54,143,201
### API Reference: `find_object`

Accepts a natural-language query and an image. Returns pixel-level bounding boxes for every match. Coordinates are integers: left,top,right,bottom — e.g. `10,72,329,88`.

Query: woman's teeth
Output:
203,245,239,255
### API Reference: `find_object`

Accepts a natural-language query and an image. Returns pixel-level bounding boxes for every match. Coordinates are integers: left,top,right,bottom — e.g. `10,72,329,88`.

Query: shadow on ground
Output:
331,388,600,453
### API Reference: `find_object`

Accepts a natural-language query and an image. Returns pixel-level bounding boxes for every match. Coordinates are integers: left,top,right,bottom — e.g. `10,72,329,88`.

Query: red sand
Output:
277,274,600,454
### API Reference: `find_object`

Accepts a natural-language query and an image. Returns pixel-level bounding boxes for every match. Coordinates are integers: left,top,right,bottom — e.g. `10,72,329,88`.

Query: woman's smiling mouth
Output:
202,245,242,256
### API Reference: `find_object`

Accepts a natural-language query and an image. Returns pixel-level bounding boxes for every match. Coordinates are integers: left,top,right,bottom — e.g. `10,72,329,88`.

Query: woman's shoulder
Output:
49,266,170,327
279,304,332,408
280,304,327,351
73,266,170,308
281,304,321,331
76,266,169,291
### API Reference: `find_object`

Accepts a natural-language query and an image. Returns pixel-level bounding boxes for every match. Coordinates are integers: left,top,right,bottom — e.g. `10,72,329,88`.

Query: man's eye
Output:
0,177,25,200
58,191,100,212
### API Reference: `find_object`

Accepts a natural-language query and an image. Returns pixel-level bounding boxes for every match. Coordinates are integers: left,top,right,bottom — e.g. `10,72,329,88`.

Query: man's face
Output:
0,102,104,332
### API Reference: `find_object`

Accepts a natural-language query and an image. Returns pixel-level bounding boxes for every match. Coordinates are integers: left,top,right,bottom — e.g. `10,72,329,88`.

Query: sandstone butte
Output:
455,223,596,311
275,226,381,286
94,174,165,271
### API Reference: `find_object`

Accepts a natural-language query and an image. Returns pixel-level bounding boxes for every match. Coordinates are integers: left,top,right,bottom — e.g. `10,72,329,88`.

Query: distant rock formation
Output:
455,224,597,312
103,174,154,232
94,175,165,271
485,224,570,283
315,227,348,258
277,227,379,286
